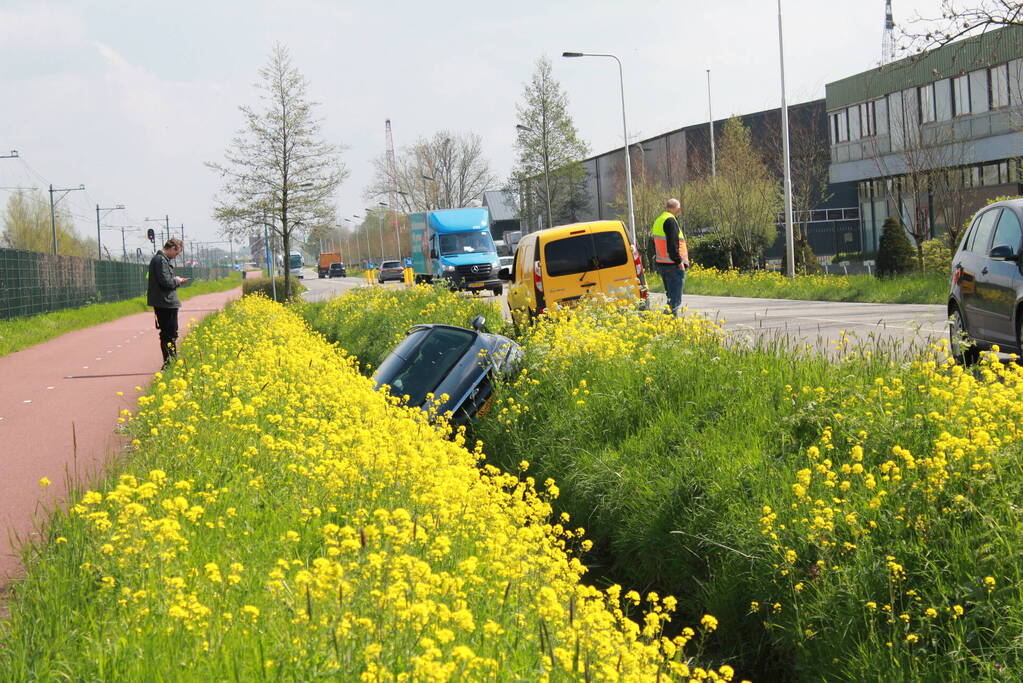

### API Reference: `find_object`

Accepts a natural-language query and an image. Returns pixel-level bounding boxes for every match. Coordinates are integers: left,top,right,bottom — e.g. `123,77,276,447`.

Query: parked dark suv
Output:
948,197,1023,363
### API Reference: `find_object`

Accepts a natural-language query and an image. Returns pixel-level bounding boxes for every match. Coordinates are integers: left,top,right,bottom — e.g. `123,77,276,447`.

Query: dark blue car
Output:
949,197,1023,363
372,316,521,427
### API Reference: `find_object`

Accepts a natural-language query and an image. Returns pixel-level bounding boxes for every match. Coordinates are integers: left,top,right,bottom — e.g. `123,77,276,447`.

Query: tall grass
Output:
297,284,506,375
303,288,1023,680
646,266,947,304
0,274,242,358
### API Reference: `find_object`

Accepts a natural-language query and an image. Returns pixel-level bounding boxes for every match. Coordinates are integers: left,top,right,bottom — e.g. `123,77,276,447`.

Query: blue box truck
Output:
410,208,503,295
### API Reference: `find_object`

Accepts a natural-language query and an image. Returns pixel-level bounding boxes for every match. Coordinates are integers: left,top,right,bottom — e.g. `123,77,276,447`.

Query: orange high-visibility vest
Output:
651,211,688,265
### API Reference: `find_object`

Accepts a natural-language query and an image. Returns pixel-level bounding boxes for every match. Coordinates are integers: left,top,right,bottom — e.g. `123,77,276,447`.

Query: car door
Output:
976,207,1023,345
956,208,1000,340
541,229,599,306
590,227,637,298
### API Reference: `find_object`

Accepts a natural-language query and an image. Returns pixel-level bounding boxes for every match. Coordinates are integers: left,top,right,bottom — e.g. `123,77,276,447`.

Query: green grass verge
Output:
304,289,1023,680
0,274,241,358
645,266,947,304
297,284,506,375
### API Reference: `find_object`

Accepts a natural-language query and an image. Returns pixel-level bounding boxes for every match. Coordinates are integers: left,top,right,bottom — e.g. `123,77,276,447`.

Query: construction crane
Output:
882,0,897,66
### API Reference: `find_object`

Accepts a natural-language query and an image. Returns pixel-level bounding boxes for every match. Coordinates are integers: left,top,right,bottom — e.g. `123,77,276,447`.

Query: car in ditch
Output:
372,316,522,428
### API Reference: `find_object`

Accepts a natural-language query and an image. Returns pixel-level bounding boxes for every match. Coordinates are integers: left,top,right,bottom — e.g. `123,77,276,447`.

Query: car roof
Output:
983,198,1023,211
531,220,628,243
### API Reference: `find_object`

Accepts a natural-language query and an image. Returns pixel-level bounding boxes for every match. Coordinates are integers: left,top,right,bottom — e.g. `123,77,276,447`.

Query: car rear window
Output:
374,327,476,407
543,230,628,277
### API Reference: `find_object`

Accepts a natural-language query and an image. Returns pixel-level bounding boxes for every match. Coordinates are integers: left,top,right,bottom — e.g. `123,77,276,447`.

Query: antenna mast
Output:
882,0,897,65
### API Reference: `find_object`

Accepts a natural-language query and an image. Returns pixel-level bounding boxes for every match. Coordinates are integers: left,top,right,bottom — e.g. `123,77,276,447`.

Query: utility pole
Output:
96,203,125,260
707,69,716,179
48,183,85,255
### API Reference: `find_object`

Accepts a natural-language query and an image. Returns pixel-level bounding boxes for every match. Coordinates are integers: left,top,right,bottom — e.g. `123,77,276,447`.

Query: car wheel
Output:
491,286,502,297
950,305,979,366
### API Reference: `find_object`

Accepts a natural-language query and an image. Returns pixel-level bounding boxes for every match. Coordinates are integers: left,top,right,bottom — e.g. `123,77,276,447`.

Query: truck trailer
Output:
410,208,502,296
317,252,341,278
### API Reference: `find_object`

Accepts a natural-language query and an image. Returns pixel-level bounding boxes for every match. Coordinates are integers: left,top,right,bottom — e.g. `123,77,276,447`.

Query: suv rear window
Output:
381,261,402,268
543,230,629,277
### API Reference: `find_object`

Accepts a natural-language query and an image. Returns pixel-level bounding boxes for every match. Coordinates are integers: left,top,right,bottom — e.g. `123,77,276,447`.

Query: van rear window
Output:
543,231,628,277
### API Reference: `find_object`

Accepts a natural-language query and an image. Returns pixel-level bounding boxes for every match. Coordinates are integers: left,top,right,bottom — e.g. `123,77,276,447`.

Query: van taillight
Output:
632,243,644,278
533,261,543,293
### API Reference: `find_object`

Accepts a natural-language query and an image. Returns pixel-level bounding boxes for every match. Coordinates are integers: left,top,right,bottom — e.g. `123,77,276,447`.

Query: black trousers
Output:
153,307,179,363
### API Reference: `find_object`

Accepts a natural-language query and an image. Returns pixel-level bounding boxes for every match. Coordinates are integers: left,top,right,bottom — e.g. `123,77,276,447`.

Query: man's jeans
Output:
656,263,686,317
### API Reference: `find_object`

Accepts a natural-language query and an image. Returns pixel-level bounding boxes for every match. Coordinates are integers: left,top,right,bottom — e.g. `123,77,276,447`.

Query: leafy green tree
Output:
876,216,916,277
2,190,94,257
511,56,589,230
208,43,347,301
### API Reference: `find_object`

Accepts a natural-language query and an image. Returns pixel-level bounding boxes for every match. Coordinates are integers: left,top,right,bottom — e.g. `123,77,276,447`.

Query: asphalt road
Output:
297,269,949,356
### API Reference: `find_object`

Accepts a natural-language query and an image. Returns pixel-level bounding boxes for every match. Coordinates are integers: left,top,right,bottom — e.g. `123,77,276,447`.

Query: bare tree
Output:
905,1,1023,48
365,131,496,212
763,105,834,260
512,56,589,230
207,43,346,300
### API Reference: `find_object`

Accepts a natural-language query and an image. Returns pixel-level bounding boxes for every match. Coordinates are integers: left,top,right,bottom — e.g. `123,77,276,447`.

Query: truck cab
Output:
411,208,503,296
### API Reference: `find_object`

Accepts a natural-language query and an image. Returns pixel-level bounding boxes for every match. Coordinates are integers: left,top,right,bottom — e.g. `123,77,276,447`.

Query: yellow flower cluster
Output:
58,296,737,681
759,345,1023,664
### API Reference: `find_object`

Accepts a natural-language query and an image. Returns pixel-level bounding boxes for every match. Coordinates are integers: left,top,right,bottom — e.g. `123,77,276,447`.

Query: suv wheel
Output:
950,305,979,366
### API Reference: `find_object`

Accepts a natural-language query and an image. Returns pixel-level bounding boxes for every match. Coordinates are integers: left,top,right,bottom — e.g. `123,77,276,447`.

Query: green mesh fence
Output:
0,247,231,320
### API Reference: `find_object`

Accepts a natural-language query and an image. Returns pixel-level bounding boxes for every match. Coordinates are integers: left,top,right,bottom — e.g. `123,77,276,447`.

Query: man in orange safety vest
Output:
650,198,689,317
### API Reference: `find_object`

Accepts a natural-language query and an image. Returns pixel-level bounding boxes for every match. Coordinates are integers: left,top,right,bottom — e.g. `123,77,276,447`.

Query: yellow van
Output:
500,220,646,329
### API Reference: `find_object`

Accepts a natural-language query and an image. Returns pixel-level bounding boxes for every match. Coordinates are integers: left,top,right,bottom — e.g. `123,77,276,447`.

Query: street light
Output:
562,51,637,252
352,214,364,266
368,202,387,262
516,124,553,231
421,174,439,210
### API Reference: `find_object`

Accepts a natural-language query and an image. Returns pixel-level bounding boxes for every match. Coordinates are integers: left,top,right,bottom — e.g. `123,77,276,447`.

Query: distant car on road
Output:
372,316,522,428
499,255,514,272
328,262,347,278
378,260,405,283
948,197,1023,363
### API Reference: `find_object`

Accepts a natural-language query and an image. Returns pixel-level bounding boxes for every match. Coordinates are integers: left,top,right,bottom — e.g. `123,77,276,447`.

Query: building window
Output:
953,75,971,116
990,64,1010,108
831,109,849,143
859,101,876,136
919,84,936,123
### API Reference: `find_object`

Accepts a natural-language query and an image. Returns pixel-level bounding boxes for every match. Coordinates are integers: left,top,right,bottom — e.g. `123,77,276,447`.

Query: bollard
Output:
366,269,377,284
403,267,414,285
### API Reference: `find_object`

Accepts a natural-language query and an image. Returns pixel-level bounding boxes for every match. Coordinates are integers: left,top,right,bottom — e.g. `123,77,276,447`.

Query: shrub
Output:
687,233,732,270
875,216,916,278
832,250,877,264
921,237,953,275
241,276,305,302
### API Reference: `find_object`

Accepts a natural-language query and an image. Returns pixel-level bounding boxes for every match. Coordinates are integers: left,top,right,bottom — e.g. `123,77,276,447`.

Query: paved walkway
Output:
0,289,240,590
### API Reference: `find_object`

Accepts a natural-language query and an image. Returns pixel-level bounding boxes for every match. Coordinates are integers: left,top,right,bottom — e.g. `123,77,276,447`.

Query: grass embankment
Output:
0,274,242,358
305,288,1023,680
0,296,733,680
646,265,947,305
298,284,506,375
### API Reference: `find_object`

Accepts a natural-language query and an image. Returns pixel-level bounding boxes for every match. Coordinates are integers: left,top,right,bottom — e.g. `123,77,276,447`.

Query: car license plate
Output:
468,282,484,288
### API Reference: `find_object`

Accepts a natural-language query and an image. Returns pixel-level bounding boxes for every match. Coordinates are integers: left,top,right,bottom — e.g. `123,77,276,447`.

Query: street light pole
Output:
96,203,125,260
777,0,796,278
562,52,636,249
352,215,364,266
48,183,85,255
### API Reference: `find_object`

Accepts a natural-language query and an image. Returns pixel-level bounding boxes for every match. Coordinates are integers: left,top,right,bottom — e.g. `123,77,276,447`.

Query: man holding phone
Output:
148,237,188,367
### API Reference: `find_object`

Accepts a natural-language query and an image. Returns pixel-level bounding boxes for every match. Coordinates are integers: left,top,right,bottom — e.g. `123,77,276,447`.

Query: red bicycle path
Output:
0,288,240,597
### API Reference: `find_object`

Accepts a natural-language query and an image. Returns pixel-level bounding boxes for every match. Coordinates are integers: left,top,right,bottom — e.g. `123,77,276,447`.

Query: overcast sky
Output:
1,0,946,256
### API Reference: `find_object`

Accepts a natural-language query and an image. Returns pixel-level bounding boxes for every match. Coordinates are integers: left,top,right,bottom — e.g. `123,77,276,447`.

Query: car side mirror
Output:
989,244,1020,261
471,315,486,331
498,267,512,281
430,248,438,259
